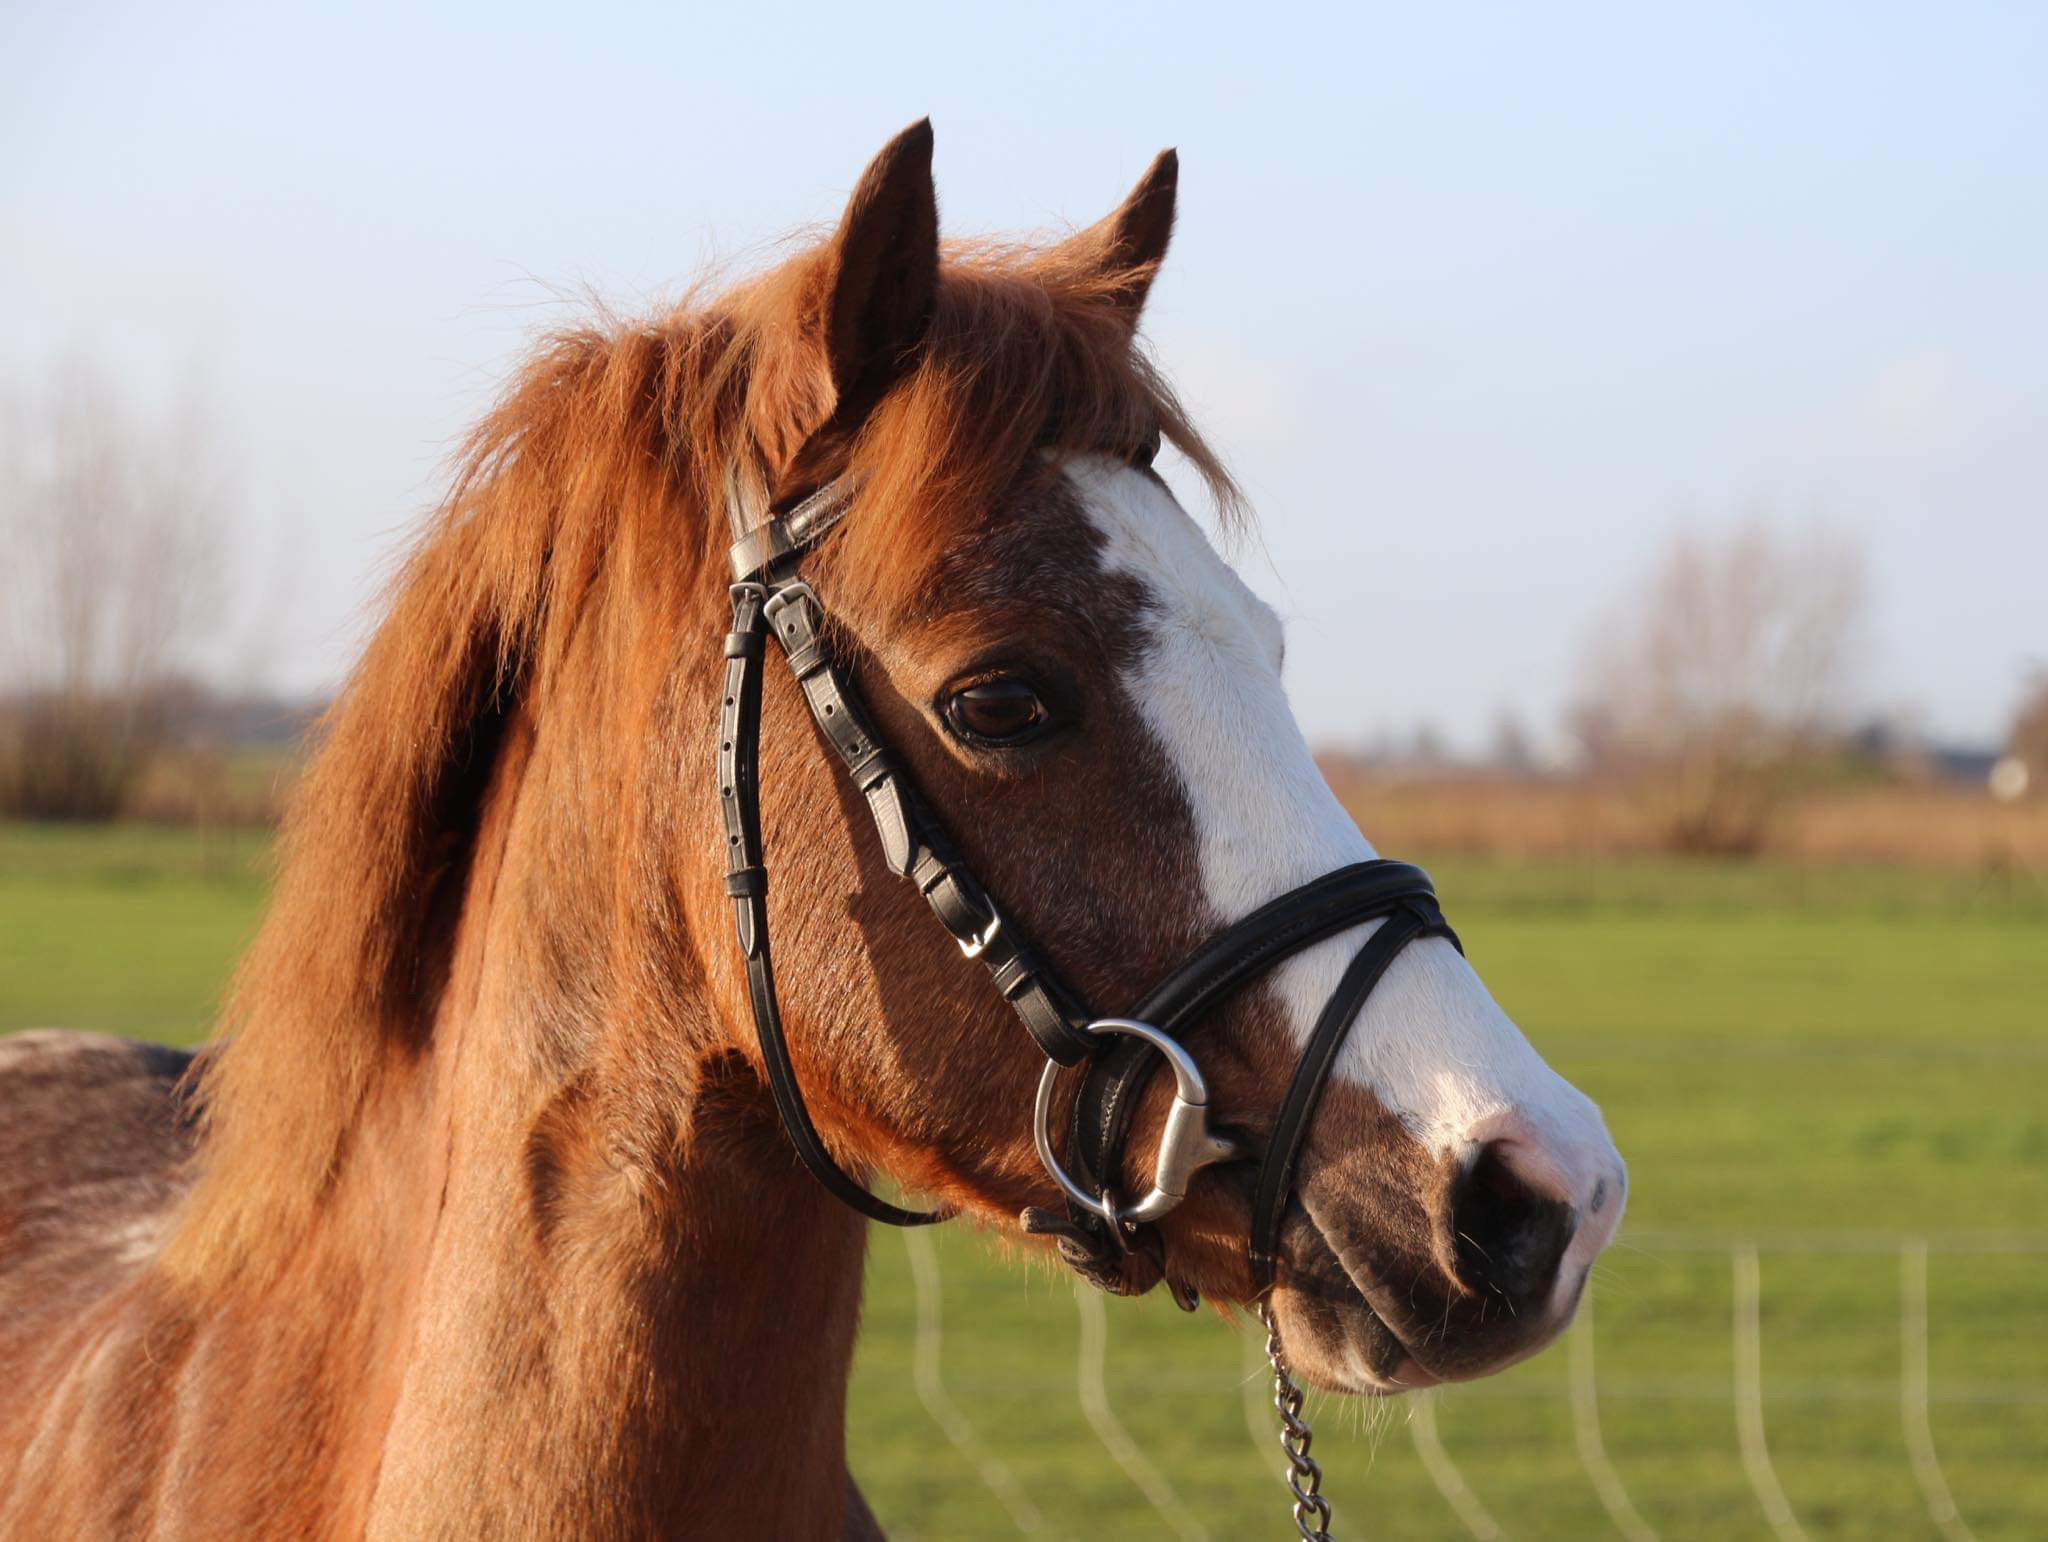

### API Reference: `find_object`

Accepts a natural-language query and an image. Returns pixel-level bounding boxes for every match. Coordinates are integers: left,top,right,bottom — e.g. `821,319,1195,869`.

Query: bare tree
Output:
0,357,229,818
1574,519,1867,854
2005,670,2048,797
1487,708,1536,776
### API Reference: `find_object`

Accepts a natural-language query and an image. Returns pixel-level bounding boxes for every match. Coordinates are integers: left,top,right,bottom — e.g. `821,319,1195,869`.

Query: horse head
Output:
701,121,1626,1393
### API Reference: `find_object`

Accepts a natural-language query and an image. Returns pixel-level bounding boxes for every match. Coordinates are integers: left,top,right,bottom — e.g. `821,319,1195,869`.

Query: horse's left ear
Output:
803,118,941,426
1060,149,1179,331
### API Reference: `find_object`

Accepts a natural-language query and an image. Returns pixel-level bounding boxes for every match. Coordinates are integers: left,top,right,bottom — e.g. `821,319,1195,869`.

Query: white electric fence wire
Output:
1072,1284,1210,1541
1239,1321,1292,1483
892,1232,2026,1534
1409,1392,1509,1541
902,1228,1048,1537
1632,1231,2048,1254
1900,1241,1976,1542
1566,1294,1659,1542
1731,1243,1808,1542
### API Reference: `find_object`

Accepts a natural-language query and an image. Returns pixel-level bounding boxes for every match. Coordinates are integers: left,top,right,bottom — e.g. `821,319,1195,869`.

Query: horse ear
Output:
1061,148,1179,330
804,118,940,423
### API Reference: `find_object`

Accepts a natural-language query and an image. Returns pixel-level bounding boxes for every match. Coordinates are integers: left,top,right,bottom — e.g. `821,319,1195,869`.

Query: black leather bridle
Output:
718,472,1461,1294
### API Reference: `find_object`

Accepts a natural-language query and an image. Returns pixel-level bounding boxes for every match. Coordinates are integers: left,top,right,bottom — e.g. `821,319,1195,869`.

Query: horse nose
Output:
1443,1136,1582,1313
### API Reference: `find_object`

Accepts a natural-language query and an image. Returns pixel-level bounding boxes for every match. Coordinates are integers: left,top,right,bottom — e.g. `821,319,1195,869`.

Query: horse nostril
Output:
1446,1141,1576,1306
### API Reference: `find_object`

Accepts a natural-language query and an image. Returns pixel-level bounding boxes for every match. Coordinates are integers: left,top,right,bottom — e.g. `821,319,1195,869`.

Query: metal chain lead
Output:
1260,1301,1333,1540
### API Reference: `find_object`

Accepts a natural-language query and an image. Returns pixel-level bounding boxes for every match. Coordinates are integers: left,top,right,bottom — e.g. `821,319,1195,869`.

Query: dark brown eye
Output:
944,679,1049,746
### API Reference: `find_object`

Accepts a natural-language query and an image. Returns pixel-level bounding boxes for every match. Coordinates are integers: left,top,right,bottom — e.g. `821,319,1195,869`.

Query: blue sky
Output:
4,2,2042,747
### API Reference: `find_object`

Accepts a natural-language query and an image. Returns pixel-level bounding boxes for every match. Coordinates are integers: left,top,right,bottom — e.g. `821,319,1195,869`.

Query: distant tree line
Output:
1343,518,2041,856
1571,519,1869,854
1,358,230,818
3,357,2038,845
2006,673,2048,794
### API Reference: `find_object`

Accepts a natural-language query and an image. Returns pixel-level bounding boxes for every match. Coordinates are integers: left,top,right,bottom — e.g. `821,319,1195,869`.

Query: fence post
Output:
1239,1321,1292,1484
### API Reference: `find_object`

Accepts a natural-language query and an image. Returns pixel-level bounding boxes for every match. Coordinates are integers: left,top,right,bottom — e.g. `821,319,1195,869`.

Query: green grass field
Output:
3,824,2044,1538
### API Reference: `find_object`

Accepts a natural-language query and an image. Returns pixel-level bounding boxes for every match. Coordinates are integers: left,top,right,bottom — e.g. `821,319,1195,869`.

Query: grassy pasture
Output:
2,823,2043,1538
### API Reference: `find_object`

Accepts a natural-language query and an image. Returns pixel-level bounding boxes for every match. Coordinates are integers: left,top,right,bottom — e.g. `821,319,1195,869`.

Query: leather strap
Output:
716,481,1094,1230
717,467,1467,1293
721,584,943,1226
1245,898,1452,1288
1066,862,1453,1200
1052,863,1460,1278
759,581,1093,1065
727,478,859,582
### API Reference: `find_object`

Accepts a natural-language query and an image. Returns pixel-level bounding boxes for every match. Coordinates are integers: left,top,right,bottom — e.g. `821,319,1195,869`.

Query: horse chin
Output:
1262,1218,1442,1398
1261,1253,1441,1392
1266,1289,1443,1398
1266,1199,1583,1397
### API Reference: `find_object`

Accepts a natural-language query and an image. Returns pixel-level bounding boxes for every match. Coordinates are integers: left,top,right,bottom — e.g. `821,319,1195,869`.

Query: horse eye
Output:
944,679,1048,746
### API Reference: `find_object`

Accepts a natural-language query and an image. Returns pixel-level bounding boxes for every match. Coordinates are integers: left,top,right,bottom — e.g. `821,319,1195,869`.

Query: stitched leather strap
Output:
1066,863,1454,1197
721,584,944,1227
718,468,1467,1293
1245,899,1452,1289
717,486,1093,1230
727,478,859,581
760,581,1094,1066
1054,863,1460,1277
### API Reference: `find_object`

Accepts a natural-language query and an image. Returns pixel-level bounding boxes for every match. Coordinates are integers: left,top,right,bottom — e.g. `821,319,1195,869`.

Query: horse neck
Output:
228,689,874,1534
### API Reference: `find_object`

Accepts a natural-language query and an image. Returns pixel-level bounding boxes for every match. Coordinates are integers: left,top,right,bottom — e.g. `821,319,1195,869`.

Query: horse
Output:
0,121,1625,1538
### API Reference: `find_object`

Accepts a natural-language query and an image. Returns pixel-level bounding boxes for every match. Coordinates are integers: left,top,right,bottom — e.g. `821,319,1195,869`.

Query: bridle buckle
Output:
760,579,815,624
957,900,1003,960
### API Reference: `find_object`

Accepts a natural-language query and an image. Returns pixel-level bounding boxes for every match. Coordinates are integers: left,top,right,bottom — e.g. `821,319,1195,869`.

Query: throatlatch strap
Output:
718,489,1096,1230
721,584,943,1227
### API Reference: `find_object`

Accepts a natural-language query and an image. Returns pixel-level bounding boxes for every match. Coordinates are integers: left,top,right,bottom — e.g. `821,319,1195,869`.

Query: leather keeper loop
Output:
919,858,986,914
783,640,828,679
728,521,795,582
724,866,767,899
861,778,917,875
1015,986,1093,1065
845,743,894,789
724,631,763,659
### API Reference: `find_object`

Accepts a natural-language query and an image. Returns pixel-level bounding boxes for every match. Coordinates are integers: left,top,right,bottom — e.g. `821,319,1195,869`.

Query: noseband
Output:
718,474,1460,1294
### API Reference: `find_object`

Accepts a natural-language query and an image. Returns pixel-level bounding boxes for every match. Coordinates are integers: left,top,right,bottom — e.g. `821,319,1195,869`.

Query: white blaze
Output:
1066,456,1621,1284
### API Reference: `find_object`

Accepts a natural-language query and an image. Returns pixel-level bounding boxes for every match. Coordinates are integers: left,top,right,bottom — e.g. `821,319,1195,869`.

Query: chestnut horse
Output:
0,122,1625,1538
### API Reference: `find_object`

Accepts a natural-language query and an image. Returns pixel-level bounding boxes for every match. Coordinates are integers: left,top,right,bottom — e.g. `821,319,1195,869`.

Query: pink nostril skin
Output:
1455,1111,1627,1320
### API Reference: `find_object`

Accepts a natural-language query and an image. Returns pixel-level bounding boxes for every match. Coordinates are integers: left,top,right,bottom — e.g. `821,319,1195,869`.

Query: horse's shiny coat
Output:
0,122,1621,1536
